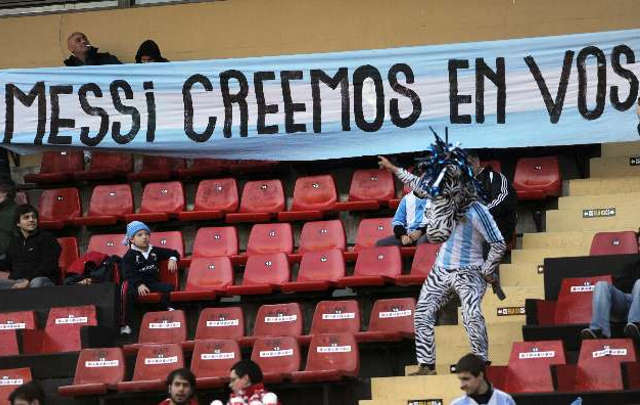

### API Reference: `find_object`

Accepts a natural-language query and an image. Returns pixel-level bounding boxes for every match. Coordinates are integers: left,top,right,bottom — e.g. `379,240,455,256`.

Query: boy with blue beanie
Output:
120,221,180,335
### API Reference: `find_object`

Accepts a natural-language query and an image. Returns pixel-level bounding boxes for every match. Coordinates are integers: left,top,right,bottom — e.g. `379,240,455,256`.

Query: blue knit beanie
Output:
123,221,151,245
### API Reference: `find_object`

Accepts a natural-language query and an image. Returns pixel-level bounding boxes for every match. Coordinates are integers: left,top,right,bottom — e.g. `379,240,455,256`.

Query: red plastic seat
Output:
170,257,232,302
38,187,81,229
299,300,360,346
554,275,613,325
335,169,395,211
480,160,502,173
191,339,241,388
226,180,285,223
124,310,187,353
246,223,293,256
87,234,128,257
225,253,290,296
57,237,79,275
357,298,416,342
73,184,133,226
298,220,346,254
281,249,345,293
137,261,179,304
75,152,133,181
177,179,239,221
150,231,185,258
117,344,184,393
128,156,186,182
589,231,639,256
182,307,245,351
22,305,97,354
290,333,359,383
277,175,337,221
125,181,185,223
58,348,126,397
0,368,32,403
239,303,303,347
24,150,83,184
338,246,402,287
394,243,440,285
353,217,394,252
251,336,301,383
555,338,635,392
513,156,561,200
191,227,239,259
0,311,36,356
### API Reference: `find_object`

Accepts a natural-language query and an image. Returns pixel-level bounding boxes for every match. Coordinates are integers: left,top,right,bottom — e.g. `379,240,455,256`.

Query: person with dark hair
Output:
158,368,198,405
452,353,514,405
136,39,169,63
0,178,17,255
0,204,60,289
64,32,121,66
9,381,45,405
210,360,278,405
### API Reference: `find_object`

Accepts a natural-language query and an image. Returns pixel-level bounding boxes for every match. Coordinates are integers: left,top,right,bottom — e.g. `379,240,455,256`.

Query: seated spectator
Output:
376,190,430,247
211,360,278,405
0,204,60,289
9,381,45,405
0,178,17,256
64,32,121,66
120,221,179,335
158,368,198,405
136,39,169,63
452,353,515,405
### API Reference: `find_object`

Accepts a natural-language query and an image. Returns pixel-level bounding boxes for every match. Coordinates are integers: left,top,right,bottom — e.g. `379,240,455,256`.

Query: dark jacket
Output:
476,168,518,241
0,199,16,254
0,229,61,282
121,246,179,289
64,47,122,66
135,40,169,63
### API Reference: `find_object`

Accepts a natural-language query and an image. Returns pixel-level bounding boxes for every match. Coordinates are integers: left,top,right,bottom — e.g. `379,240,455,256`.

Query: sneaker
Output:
624,322,640,341
408,365,437,376
580,328,603,340
120,325,132,335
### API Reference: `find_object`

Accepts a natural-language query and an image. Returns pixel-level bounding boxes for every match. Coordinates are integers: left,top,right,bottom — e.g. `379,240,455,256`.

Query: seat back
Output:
73,348,125,386
589,231,639,256
353,246,402,278
43,305,98,353
195,307,245,341
251,336,301,375
238,180,285,214
89,152,133,172
192,227,238,258
139,182,185,214
38,188,81,221
310,300,360,335
368,298,415,335
554,275,613,325
138,310,187,345
0,311,36,356
191,339,241,378
87,185,134,217
349,169,395,202
290,175,337,211
298,220,346,253
297,249,345,283
132,344,184,381
185,257,233,291
503,340,566,393
0,368,32,404
246,223,293,255
513,156,561,199
57,237,79,271
242,253,290,286
575,338,636,391
354,218,394,251
253,303,303,338
194,179,239,213
88,234,128,257
409,243,441,277
305,333,359,376
150,231,184,257
40,151,83,174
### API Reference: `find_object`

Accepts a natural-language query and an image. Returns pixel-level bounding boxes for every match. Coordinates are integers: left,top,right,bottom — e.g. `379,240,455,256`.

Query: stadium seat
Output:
239,303,303,347
128,156,186,182
226,179,285,223
357,298,416,342
225,253,290,296
191,339,241,388
117,343,184,392
513,156,561,200
176,159,228,178
555,338,635,392
58,348,126,397
394,243,440,285
74,152,133,181
182,307,245,352
22,305,97,354
137,261,180,304
277,175,337,221
251,336,301,383
297,220,346,254
15,191,28,205
481,160,502,173
290,333,359,383
38,187,81,229
24,150,83,184
281,249,345,293
150,231,185,258
299,300,360,345
186,226,239,266
177,178,239,221
123,310,187,353
589,231,639,256
338,246,402,287
57,237,79,276
245,223,293,256
72,184,133,226
0,368,32,403
0,311,36,356
335,169,395,211
87,234,128,257
170,257,232,301
352,217,394,252
124,181,185,223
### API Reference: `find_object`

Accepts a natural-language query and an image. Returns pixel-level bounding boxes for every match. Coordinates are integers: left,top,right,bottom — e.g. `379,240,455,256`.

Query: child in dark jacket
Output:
120,221,179,335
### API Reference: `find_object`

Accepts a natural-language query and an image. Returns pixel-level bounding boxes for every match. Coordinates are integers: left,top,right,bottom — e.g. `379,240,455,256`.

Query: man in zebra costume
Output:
379,137,506,376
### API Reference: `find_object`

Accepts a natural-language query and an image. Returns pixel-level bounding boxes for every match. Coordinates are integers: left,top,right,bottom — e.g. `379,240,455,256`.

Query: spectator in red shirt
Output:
210,360,278,405
158,368,198,405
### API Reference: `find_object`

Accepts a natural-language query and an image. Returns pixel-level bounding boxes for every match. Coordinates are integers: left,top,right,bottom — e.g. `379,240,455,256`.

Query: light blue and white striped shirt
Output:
392,193,430,232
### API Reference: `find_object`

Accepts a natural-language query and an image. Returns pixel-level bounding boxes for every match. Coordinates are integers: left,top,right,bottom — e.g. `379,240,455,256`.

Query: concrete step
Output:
557,192,640,210
510,247,588,264
459,286,542,324
499,263,544,288
369,373,460,402
546,204,640,232
590,156,640,178
568,176,640,196
521,231,596,250
601,142,640,158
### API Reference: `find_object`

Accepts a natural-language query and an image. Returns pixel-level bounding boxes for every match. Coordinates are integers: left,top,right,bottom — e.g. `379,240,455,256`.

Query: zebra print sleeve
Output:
481,240,507,276
394,168,421,190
